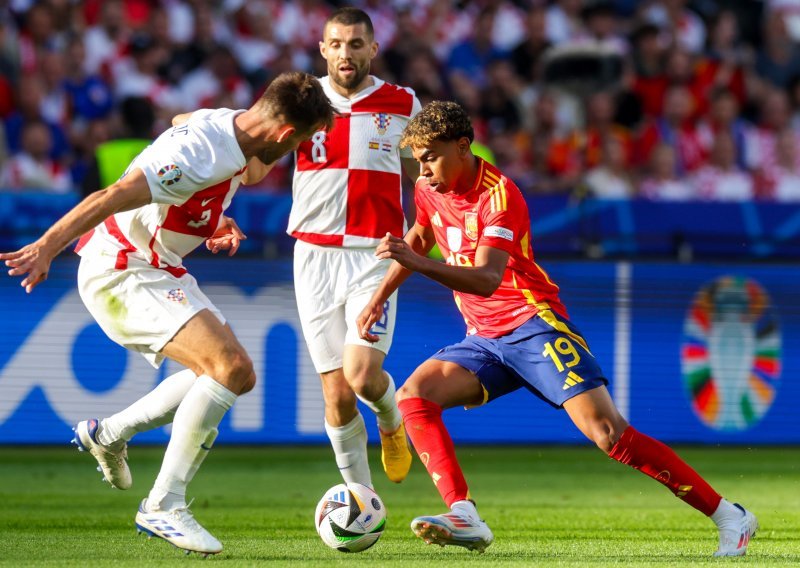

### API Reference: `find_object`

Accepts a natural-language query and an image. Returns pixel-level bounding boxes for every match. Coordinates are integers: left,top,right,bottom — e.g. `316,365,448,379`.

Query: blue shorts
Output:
432,310,608,408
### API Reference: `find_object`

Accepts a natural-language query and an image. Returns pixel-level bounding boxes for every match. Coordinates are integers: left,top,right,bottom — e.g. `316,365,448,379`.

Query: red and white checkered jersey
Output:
75,108,247,277
288,76,421,248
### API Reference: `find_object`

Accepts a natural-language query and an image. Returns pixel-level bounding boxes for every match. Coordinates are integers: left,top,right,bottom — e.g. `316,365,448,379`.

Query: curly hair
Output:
400,100,474,149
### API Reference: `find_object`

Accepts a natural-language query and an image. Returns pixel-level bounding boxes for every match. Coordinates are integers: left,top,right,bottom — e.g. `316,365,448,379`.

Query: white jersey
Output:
288,76,421,248
76,108,248,276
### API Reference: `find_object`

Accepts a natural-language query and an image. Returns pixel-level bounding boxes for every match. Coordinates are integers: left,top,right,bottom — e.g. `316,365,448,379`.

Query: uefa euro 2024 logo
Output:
681,276,781,432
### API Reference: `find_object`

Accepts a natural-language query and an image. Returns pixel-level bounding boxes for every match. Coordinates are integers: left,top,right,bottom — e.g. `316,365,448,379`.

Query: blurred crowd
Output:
2,0,800,202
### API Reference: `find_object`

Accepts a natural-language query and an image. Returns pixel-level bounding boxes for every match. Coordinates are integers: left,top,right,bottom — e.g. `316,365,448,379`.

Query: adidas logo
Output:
562,371,585,390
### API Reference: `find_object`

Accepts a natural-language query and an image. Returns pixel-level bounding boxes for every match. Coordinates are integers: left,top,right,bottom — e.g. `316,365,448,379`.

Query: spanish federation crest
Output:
373,113,392,135
464,212,478,240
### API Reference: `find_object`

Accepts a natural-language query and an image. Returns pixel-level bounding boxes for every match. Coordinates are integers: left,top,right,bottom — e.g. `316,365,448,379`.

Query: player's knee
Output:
209,348,254,391
590,420,623,454
348,369,383,400
396,380,424,402
238,370,257,395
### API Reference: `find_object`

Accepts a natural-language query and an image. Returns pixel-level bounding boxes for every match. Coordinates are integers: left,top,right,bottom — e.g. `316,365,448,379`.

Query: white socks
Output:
711,498,743,530
356,372,402,433
147,375,237,511
451,499,480,520
97,369,196,446
325,413,372,488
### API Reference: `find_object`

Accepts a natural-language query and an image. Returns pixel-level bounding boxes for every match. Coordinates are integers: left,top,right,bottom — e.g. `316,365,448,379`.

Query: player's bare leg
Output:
344,345,411,483
135,310,256,556
564,385,758,557
397,359,494,552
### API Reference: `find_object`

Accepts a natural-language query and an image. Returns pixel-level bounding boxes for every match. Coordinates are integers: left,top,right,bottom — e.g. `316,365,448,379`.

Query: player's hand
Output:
375,233,421,271
205,216,247,256
356,301,384,343
0,241,53,293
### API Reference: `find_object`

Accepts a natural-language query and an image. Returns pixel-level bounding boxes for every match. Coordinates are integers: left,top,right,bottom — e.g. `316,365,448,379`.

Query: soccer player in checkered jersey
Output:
288,7,420,488
357,101,758,556
1,72,334,556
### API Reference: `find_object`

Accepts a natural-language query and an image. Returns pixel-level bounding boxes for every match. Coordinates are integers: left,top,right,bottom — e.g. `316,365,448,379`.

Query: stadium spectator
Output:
446,7,507,90
1,120,71,192
579,135,636,198
755,8,800,89
757,127,800,201
82,0,130,76
178,44,251,113
62,36,114,124
640,143,695,200
546,0,585,44
697,88,749,171
509,3,552,83
747,88,800,181
637,84,705,174
692,132,754,201
641,0,706,54
629,23,667,118
17,3,62,74
4,74,69,161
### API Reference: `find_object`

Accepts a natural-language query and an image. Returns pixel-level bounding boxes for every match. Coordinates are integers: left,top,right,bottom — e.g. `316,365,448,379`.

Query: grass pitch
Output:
0,445,798,566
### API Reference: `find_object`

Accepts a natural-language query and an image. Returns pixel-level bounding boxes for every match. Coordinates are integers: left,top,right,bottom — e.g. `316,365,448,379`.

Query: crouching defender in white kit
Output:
0,71,334,556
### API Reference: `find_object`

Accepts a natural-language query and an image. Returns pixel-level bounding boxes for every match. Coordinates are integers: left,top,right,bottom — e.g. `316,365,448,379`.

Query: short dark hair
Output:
325,7,374,39
257,71,334,133
400,100,474,149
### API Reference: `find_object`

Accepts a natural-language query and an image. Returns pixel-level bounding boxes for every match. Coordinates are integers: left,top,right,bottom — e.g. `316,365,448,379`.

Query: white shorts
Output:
77,256,225,368
293,240,397,374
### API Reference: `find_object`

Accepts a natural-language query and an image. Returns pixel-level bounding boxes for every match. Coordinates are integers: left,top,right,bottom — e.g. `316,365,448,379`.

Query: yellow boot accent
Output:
380,423,412,483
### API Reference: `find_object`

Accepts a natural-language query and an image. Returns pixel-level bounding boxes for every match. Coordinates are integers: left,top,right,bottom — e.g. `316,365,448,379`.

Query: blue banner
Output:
1,257,797,445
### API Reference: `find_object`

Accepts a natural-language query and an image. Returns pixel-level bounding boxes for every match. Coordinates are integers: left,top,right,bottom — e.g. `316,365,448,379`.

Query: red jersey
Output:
414,159,567,337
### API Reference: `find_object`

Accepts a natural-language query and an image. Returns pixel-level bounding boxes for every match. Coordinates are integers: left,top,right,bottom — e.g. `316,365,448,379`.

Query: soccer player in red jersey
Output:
356,101,758,556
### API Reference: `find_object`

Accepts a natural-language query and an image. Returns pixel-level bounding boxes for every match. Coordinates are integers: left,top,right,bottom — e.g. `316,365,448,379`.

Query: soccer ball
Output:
314,482,386,552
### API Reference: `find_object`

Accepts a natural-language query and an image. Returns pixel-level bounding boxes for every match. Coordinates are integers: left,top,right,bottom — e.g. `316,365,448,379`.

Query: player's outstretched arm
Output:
0,169,151,293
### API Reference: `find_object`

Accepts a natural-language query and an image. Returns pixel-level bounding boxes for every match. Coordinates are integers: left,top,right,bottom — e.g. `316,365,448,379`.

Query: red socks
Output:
398,397,469,507
609,426,722,516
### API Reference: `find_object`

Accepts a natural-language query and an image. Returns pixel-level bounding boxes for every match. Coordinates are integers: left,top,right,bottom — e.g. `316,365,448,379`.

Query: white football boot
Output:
72,419,132,490
714,503,758,557
135,499,223,556
410,500,494,552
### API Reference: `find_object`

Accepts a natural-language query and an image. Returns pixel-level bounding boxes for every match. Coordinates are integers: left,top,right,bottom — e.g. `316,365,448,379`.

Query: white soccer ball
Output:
314,482,386,552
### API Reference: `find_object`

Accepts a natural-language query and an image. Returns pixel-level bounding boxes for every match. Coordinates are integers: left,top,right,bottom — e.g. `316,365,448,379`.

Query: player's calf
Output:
72,419,132,490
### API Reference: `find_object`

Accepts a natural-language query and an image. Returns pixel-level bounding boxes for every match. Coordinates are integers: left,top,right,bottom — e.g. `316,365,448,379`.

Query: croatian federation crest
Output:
464,212,478,240
373,113,392,135
167,288,187,304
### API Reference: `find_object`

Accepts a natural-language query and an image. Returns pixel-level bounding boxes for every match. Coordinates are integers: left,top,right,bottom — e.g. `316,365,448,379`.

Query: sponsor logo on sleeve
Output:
157,164,182,186
484,226,514,241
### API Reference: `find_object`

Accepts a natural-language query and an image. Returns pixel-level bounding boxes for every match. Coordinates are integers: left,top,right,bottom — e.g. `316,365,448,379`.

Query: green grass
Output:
0,445,798,566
